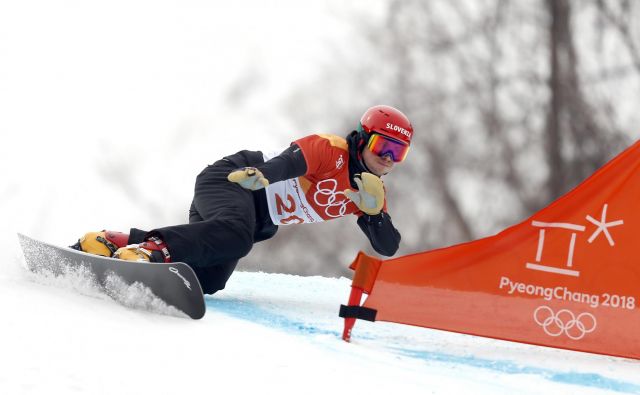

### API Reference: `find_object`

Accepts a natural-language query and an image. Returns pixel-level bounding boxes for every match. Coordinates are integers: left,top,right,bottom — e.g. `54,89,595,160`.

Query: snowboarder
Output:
72,105,413,294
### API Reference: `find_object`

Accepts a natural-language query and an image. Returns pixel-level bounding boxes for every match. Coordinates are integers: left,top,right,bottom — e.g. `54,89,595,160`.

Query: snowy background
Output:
1,1,640,393
0,0,373,250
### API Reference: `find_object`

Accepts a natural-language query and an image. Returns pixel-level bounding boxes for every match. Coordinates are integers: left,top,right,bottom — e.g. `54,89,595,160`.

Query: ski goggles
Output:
366,133,410,162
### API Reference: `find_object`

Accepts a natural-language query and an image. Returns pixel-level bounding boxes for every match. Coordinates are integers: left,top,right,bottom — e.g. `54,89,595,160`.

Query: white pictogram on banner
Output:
313,179,350,218
586,204,624,246
533,305,597,340
526,203,623,277
526,221,585,277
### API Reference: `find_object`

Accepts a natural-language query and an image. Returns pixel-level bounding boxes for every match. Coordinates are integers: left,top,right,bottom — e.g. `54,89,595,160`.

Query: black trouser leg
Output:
132,160,258,294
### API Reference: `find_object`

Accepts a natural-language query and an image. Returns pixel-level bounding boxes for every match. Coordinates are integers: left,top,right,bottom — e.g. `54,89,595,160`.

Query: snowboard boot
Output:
113,236,171,263
70,230,130,257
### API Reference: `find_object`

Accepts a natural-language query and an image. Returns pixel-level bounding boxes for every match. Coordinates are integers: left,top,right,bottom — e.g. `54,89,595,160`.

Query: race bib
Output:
265,178,324,225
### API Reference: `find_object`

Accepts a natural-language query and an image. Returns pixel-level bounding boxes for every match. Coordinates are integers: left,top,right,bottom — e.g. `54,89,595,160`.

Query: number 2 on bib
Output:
275,193,304,225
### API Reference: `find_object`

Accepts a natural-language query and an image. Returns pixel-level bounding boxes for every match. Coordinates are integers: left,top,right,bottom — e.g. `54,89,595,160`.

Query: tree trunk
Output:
545,0,571,201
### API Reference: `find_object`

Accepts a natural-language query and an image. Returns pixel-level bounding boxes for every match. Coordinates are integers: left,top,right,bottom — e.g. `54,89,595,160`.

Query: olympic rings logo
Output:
313,179,350,218
533,306,597,340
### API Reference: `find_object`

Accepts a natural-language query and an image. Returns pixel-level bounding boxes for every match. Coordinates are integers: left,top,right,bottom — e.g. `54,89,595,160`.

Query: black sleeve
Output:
256,144,307,183
357,212,401,257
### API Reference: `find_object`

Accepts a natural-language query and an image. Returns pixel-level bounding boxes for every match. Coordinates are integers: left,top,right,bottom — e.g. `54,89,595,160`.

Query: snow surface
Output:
1,253,639,395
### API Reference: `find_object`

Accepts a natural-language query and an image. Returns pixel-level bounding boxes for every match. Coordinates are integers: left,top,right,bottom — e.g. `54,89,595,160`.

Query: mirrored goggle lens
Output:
367,134,410,162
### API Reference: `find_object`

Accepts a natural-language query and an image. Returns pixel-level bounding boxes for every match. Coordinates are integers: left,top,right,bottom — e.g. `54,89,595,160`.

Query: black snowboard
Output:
18,233,206,319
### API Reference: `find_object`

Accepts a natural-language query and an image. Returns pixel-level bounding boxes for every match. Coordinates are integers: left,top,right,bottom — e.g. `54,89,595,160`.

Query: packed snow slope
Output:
1,253,639,395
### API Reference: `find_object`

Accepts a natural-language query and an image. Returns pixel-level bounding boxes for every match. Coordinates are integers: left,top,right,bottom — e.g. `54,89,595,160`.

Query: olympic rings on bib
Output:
313,179,350,218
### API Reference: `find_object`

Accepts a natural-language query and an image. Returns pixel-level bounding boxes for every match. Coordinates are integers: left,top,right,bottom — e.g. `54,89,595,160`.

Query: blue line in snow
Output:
393,348,640,394
206,297,639,393
205,297,345,338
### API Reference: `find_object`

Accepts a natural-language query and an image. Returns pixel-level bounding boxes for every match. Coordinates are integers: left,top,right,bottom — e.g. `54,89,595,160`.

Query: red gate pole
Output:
342,286,364,342
341,251,383,342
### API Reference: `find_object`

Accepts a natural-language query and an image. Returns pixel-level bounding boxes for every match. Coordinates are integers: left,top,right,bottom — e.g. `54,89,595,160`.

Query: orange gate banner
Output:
342,140,640,360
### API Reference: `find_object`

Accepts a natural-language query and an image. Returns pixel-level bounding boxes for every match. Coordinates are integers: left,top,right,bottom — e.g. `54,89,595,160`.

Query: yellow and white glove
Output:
227,167,270,190
343,172,385,216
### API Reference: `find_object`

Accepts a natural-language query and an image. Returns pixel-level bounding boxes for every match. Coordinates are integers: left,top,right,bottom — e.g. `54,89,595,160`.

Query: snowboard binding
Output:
71,231,171,263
